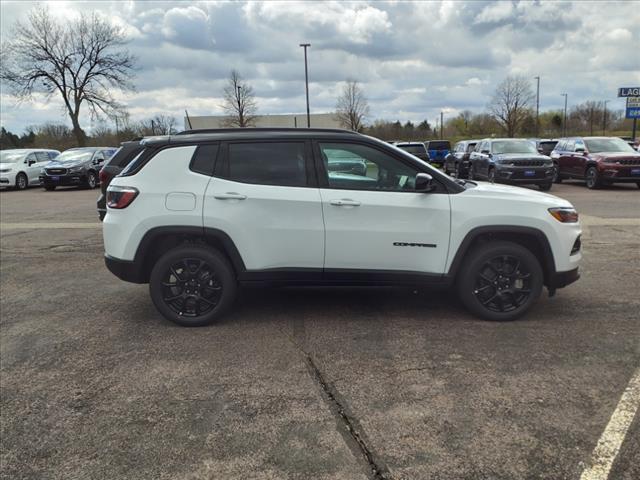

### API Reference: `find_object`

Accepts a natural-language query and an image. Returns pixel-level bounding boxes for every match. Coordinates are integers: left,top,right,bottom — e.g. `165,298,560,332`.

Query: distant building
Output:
184,113,342,130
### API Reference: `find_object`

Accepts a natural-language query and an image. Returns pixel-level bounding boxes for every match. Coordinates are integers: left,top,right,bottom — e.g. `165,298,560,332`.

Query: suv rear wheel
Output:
149,245,237,327
457,241,543,321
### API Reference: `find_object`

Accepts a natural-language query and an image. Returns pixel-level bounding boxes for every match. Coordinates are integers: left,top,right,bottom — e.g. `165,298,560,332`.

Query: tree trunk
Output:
69,113,87,146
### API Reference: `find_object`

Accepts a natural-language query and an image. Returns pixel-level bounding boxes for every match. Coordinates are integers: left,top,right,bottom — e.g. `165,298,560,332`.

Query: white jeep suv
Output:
103,129,582,326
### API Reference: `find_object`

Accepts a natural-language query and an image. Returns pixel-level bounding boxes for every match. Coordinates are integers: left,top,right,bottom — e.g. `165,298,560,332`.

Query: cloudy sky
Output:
1,0,639,133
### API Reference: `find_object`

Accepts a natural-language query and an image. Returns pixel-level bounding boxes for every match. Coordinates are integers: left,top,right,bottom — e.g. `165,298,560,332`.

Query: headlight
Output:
548,207,579,223
40,168,45,174
0,168,11,173
68,166,83,173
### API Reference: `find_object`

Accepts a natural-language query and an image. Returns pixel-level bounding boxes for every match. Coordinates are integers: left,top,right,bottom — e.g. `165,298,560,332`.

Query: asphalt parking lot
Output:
1,181,639,480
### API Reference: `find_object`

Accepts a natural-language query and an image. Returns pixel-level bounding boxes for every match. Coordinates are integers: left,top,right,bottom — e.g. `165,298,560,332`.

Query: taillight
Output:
99,168,108,184
107,186,139,209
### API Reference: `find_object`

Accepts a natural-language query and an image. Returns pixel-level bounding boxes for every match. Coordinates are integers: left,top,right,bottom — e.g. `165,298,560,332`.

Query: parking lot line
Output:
0,222,101,230
579,367,640,480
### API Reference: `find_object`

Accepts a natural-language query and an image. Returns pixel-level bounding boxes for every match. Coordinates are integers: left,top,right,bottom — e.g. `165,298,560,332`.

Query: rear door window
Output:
190,144,219,176
226,142,307,187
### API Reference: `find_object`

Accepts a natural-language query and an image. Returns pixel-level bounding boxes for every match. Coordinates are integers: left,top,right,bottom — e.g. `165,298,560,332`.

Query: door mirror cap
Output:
481,149,490,155
415,173,435,192
28,160,36,166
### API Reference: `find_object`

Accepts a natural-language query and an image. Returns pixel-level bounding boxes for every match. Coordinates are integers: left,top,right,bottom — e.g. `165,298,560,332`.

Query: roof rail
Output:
175,127,358,136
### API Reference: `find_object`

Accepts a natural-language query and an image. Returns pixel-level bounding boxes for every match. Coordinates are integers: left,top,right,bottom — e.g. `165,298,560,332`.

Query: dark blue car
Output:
424,140,451,167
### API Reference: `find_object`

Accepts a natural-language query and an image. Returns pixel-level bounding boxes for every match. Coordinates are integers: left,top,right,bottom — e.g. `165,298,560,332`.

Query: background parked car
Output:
534,139,559,156
393,142,430,162
619,136,639,151
97,140,144,220
424,140,451,167
444,140,478,178
0,149,60,190
40,147,117,191
469,138,554,190
550,136,640,189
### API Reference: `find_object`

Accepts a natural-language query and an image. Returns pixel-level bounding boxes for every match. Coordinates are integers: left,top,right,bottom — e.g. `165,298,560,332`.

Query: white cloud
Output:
474,2,514,24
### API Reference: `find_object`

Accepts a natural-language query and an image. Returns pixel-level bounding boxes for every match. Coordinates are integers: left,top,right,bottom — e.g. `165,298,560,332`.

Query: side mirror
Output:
481,149,490,155
28,160,36,166
537,148,544,153
575,148,587,155
415,173,434,192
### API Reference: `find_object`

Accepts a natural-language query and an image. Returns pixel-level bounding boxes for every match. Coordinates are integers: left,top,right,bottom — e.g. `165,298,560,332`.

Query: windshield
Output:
492,140,538,154
55,150,94,164
428,141,450,150
0,151,27,163
398,144,426,154
584,138,635,153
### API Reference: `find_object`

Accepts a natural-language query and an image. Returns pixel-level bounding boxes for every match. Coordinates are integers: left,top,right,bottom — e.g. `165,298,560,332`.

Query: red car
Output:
550,136,640,189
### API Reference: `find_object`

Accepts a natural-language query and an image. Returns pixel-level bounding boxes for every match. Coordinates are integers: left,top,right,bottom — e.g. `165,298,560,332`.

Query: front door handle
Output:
214,192,247,200
330,199,361,207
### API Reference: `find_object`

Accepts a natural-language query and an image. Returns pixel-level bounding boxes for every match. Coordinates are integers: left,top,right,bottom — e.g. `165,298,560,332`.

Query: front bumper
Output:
548,267,580,289
495,166,554,184
0,172,17,188
40,173,87,186
599,165,640,183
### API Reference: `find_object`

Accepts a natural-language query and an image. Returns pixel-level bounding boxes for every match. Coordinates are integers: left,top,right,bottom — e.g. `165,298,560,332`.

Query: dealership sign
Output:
626,97,640,119
618,87,640,97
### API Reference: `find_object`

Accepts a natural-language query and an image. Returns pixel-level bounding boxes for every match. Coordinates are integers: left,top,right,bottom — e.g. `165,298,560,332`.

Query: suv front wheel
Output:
457,241,543,321
149,245,237,326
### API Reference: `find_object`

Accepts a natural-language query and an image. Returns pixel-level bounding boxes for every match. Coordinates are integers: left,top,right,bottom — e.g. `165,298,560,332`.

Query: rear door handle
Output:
330,199,361,207
214,192,247,200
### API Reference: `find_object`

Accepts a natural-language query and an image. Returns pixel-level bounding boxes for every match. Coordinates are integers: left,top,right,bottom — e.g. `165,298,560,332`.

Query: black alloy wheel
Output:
149,246,236,326
15,173,27,190
469,164,476,180
488,167,496,183
86,171,97,189
457,241,543,321
585,166,601,189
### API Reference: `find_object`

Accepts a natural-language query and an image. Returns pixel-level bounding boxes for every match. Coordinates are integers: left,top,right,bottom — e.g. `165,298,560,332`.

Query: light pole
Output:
603,100,609,135
299,43,311,128
534,76,540,137
561,93,568,136
440,111,444,139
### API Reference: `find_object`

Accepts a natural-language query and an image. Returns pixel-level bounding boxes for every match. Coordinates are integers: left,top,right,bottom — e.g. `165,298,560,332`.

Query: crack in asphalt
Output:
305,354,393,480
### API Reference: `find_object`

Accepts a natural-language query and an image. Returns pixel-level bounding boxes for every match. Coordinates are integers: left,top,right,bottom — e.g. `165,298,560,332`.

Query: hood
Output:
45,160,83,169
592,152,640,160
462,181,572,207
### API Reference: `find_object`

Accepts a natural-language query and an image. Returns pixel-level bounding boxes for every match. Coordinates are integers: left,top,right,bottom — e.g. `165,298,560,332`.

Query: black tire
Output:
468,164,476,180
84,171,97,189
538,182,552,191
456,241,543,321
149,245,237,327
552,163,562,183
44,185,56,191
15,173,28,190
455,162,465,180
636,182,640,189
585,166,601,189
488,167,496,183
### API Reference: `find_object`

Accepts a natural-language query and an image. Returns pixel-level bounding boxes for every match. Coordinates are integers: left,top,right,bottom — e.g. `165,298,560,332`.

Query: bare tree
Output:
488,75,535,137
336,80,370,132
221,70,258,127
139,115,178,135
1,7,136,146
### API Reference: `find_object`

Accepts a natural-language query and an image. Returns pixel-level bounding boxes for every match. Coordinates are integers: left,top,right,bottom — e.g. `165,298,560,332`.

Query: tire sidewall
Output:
457,241,543,321
16,173,27,190
586,167,599,189
86,171,97,189
149,246,237,327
